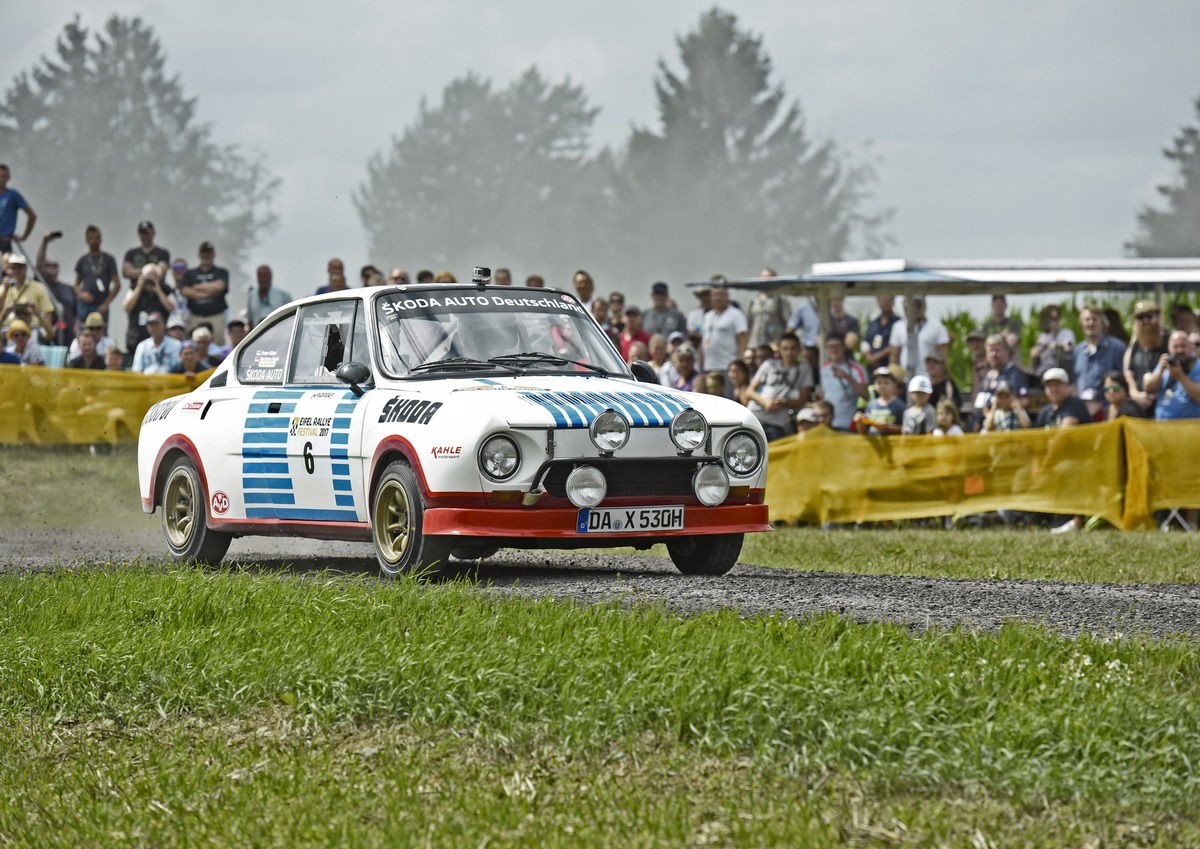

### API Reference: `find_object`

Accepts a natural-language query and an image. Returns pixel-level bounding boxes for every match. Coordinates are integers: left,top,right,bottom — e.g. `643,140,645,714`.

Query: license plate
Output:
576,505,685,534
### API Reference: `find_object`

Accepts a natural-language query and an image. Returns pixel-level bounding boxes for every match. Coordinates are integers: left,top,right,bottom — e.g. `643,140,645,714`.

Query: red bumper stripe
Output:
422,504,771,538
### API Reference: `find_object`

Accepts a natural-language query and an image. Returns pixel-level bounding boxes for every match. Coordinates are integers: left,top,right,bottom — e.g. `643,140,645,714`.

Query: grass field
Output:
2,447,1199,846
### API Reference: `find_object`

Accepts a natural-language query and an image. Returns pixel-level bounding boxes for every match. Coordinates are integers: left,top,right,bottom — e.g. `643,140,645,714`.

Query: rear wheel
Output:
371,461,452,578
665,533,743,576
160,457,232,565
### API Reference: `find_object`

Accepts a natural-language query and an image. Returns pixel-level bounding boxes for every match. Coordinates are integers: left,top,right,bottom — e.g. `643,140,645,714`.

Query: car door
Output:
278,300,372,523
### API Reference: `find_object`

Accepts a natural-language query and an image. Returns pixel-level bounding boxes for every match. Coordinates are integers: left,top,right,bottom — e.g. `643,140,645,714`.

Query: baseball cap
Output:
908,375,933,395
995,381,1013,396
137,220,155,232
171,259,188,271
624,304,641,316
674,343,696,357
7,254,26,266
146,312,164,324
181,340,197,352
1134,300,1159,317
198,241,215,253
966,329,987,342
1043,367,1070,384
7,319,30,338
872,366,894,379
166,312,186,330
84,313,105,328
924,349,944,363
667,331,685,344
693,285,712,296
651,281,669,295
795,407,821,424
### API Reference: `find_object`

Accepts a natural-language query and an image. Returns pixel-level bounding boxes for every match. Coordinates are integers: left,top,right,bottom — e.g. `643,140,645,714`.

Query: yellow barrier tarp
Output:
1122,417,1200,527
767,421,1129,527
0,364,205,445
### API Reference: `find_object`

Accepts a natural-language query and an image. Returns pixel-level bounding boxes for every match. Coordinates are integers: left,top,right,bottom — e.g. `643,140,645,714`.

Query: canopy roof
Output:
715,258,1200,298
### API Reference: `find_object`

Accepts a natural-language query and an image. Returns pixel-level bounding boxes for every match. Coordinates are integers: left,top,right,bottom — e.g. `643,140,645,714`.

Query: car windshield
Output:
374,288,629,377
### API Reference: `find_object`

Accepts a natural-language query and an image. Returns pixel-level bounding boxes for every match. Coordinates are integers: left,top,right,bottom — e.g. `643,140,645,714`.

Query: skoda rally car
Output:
138,278,770,576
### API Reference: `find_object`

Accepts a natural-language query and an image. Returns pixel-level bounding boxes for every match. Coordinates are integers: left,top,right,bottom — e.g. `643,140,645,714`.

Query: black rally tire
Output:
371,460,453,578
160,456,233,566
665,533,744,576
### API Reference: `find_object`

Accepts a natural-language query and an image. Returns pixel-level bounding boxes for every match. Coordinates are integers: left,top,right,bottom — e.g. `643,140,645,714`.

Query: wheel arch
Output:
369,436,433,502
148,436,207,516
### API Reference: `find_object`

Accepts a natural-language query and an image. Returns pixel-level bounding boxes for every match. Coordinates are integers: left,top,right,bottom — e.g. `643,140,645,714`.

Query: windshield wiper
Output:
409,357,521,375
487,352,611,376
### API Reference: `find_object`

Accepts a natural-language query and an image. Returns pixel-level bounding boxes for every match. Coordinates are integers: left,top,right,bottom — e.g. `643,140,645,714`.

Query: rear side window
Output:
237,312,296,384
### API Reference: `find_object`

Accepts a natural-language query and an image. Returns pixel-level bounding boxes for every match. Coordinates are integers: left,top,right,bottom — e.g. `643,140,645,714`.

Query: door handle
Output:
268,402,282,413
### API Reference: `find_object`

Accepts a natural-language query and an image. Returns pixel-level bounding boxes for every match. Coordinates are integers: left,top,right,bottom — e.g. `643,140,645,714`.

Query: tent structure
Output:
714,258,1200,338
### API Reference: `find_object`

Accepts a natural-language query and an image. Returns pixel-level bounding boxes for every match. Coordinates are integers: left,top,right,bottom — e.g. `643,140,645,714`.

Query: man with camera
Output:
1146,331,1200,420
122,262,177,354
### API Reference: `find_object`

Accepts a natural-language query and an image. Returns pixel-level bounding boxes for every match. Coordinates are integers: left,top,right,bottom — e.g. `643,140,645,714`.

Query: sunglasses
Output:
1136,313,1160,321
1103,385,1121,393
10,331,28,338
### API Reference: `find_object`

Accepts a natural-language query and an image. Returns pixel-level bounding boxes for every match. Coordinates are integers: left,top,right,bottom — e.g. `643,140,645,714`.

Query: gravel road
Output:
4,526,1199,640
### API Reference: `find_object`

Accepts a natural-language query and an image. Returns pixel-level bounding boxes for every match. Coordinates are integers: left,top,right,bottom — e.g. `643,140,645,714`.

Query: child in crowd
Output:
980,381,1030,432
854,367,905,435
933,399,965,435
902,375,937,434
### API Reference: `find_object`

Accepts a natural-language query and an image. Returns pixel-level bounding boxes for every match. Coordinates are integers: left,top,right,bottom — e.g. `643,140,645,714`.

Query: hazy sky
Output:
7,0,1200,311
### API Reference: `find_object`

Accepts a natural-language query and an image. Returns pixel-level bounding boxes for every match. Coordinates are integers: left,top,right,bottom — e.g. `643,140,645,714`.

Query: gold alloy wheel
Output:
374,478,413,565
162,468,196,549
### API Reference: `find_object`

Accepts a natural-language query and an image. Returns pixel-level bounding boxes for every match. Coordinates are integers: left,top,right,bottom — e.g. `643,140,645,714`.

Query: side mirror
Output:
630,360,658,384
335,361,371,397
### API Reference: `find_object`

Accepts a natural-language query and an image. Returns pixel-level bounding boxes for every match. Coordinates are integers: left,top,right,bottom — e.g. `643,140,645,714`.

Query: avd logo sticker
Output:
211,491,230,514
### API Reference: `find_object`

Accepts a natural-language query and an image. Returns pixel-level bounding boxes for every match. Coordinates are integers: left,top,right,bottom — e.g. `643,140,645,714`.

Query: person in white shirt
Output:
701,284,748,379
890,295,949,378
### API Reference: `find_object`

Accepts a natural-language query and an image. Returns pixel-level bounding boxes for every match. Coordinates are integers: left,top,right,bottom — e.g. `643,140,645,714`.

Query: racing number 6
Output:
303,441,315,475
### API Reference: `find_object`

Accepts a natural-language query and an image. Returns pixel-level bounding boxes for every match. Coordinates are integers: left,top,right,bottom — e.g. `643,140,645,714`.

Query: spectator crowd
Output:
3,159,1200,528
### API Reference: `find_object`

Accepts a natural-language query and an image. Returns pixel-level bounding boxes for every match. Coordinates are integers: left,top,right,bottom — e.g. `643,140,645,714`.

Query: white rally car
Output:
138,277,770,576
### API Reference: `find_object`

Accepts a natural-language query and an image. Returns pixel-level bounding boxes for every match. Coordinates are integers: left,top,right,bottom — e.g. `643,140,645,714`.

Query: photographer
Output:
35,229,77,346
1146,331,1200,421
122,262,176,354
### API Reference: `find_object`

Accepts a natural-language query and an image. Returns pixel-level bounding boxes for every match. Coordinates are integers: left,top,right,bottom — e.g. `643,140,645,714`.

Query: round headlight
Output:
589,409,630,454
722,430,762,476
478,434,520,481
565,465,607,508
693,464,730,507
669,409,708,453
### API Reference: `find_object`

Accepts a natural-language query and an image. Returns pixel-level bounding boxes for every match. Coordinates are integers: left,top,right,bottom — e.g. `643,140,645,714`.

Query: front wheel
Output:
665,533,743,576
371,461,452,578
160,457,232,565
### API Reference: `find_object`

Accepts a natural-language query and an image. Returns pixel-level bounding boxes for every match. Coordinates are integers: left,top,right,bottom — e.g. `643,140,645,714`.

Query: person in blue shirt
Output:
1147,331,1200,420
1073,304,1127,396
0,164,37,253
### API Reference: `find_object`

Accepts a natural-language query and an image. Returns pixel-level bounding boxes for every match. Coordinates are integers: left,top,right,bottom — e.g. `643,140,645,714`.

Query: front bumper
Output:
422,503,770,538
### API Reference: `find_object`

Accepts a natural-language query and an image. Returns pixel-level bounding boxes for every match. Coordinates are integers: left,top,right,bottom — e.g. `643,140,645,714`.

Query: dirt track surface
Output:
4,527,1199,640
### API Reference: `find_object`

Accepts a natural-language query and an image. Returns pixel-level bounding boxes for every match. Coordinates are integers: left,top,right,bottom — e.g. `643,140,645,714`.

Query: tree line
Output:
1,9,1197,285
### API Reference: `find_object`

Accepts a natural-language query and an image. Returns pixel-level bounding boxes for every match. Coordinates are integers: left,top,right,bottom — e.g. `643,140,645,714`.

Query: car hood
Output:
404,374,742,429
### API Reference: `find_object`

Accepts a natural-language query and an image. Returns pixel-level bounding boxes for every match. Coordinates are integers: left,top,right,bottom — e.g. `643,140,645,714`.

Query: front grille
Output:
538,457,710,499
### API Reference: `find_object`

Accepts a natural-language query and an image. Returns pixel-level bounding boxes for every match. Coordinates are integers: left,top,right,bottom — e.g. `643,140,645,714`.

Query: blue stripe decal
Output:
331,448,349,459
274,508,360,522
242,477,294,490
252,390,309,399
332,479,352,492
332,417,351,429
243,462,290,474
331,463,350,476
242,447,287,458
244,416,290,430
331,432,349,445
244,492,296,505
514,389,689,428
334,404,357,414
243,431,288,444
248,402,297,414
335,494,355,507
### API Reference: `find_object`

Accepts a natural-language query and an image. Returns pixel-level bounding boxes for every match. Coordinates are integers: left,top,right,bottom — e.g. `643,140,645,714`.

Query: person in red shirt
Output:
618,305,651,360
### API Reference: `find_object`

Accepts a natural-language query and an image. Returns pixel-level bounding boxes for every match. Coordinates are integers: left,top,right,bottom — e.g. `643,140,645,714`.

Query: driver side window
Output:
288,301,357,384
